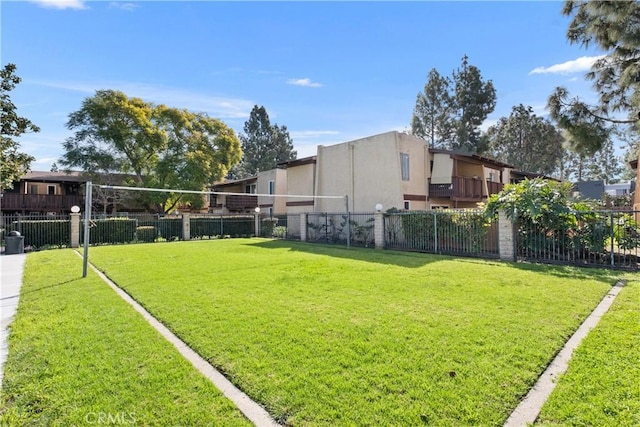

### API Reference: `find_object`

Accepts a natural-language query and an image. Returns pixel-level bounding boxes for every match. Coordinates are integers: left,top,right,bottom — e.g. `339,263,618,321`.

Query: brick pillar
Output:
70,213,80,248
182,213,190,241
374,212,384,249
498,210,515,261
300,213,307,242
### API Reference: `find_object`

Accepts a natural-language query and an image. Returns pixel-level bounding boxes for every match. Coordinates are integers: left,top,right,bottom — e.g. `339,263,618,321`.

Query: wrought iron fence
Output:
1,213,71,251
384,210,499,258
516,210,640,270
306,212,376,247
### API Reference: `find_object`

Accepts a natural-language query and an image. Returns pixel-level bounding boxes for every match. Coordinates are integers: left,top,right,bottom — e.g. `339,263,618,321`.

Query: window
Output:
245,184,256,194
488,172,495,182
404,200,410,210
29,184,38,194
48,185,56,195
400,153,410,181
268,180,275,195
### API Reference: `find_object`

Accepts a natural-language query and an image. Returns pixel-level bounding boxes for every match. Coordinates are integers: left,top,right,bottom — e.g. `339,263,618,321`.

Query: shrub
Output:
11,220,70,249
136,226,157,243
157,218,183,241
261,217,278,237
83,218,137,245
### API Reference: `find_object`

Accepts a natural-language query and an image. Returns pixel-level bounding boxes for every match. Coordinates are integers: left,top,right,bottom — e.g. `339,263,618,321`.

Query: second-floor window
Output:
400,153,410,181
268,180,275,195
245,184,256,194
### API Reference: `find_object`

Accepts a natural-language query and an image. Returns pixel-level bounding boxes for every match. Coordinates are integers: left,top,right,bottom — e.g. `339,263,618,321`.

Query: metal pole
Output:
82,181,92,278
345,195,350,249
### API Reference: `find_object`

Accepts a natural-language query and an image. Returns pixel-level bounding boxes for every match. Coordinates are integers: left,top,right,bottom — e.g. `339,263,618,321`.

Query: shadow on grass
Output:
17,279,80,298
249,240,620,282
249,239,468,268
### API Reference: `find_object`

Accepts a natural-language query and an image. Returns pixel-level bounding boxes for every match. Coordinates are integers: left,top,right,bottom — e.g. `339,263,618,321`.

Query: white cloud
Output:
31,80,254,119
29,0,87,10
109,2,138,11
529,55,605,75
287,78,323,88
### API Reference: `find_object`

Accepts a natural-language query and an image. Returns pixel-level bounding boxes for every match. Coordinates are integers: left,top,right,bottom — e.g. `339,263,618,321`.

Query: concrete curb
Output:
84,258,281,427
503,281,626,427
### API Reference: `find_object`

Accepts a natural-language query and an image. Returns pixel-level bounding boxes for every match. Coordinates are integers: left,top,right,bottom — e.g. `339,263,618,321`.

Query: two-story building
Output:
1,171,85,215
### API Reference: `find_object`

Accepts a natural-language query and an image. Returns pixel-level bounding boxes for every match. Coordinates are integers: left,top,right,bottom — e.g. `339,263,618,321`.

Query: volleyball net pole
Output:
81,182,349,277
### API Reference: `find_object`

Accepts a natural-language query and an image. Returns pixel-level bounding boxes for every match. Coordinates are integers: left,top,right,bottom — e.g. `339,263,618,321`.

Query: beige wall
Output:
257,169,287,215
430,153,454,184
286,162,316,214
315,131,428,213
24,182,60,195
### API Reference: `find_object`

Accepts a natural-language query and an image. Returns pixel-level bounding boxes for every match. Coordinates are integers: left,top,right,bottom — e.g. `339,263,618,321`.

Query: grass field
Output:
0,250,251,426
78,238,618,426
536,280,640,427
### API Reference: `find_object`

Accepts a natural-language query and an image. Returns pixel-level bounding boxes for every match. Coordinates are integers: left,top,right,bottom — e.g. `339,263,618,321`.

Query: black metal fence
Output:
306,212,376,247
1,213,71,251
384,210,499,258
515,210,640,270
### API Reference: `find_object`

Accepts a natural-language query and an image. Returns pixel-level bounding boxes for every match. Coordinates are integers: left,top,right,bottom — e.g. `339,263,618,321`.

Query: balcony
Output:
429,177,504,201
225,194,258,211
1,193,85,213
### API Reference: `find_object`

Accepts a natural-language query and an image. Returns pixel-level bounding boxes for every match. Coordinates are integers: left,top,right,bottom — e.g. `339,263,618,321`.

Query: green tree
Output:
232,105,296,178
61,90,242,213
487,104,565,175
585,138,622,183
1,63,39,190
411,56,496,153
451,55,496,153
411,69,454,148
547,1,640,155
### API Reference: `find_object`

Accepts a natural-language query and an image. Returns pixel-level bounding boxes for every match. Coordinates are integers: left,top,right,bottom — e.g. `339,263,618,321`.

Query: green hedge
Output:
157,218,183,241
190,218,223,239
82,218,137,245
8,220,70,250
136,226,157,243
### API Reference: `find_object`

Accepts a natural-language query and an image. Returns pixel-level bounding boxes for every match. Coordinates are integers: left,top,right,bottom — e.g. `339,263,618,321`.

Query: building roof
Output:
22,171,87,183
277,156,317,168
211,175,258,189
429,148,516,169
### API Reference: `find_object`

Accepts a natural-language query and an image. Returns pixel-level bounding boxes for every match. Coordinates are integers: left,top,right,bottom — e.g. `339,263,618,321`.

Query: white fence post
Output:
300,213,307,242
182,213,190,241
498,210,515,261
70,212,80,248
374,212,384,249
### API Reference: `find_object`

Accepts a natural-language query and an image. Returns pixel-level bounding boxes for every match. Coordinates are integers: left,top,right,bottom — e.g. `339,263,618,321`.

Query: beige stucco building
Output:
314,131,430,212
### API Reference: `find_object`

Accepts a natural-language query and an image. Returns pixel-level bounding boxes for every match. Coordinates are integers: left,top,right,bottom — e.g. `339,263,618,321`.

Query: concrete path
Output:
504,281,626,427
0,253,27,385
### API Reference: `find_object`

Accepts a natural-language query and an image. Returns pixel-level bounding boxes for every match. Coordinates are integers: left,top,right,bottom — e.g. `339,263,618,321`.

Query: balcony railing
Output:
1,193,85,213
225,194,258,211
429,177,504,200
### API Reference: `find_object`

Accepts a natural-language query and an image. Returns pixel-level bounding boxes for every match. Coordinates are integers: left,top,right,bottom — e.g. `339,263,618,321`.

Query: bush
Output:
190,218,222,239
261,217,278,237
136,226,157,243
157,218,183,241
83,218,137,245
11,220,70,250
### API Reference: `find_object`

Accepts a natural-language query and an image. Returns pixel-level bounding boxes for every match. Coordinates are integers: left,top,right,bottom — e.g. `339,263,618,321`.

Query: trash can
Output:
5,230,25,255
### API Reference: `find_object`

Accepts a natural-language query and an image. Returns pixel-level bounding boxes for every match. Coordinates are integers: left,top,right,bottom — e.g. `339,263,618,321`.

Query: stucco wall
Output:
286,162,316,213
257,169,287,214
315,131,428,213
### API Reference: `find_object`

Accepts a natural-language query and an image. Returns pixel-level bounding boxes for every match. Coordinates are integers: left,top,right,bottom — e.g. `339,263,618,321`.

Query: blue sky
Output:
3,0,604,171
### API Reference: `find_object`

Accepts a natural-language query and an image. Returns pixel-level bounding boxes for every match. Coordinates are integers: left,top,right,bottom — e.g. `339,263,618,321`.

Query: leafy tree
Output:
61,90,242,213
1,63,39,190
452,55,497,153
411,56,496,153
486,104,565,175
232,105,296,178
411,69,454,148
585,138,622,183
547,0,640,155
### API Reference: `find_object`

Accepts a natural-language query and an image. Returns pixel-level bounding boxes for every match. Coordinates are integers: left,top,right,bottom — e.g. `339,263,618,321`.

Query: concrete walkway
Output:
0,253,27,385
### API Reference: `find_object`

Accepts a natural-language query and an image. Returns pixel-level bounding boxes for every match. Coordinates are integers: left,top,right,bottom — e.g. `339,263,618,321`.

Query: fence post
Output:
374,212,384,249
254,212,260,237
70,212,80,248
300,213,307,242
182,213,190,241
498,210,515,261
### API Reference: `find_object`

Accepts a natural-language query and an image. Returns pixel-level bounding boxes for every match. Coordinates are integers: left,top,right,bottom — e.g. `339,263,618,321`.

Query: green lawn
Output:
536,279,640,427
0,250,251,426
81,239,618,426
